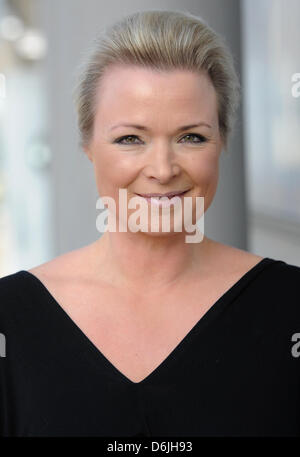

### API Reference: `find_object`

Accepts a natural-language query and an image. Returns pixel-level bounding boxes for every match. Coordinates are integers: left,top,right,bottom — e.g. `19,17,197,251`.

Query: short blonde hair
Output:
73,9,240,152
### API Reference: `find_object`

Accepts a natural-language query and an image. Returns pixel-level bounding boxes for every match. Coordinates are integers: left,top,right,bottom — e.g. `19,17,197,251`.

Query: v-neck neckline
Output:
19,257,277,387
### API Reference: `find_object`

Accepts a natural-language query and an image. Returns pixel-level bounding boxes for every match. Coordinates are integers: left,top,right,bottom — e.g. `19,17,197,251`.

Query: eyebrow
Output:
109,121,212,132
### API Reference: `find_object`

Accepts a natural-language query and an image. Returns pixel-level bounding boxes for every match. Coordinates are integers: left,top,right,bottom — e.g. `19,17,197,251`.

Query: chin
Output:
136,220,196,237
141,228,182,236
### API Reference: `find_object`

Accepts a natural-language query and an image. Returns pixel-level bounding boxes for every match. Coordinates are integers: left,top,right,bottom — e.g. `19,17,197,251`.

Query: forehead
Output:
94,65,218,126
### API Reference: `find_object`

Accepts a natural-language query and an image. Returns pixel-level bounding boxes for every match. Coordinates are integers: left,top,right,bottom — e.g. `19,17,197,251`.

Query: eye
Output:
114,133,208,145
179,133,207,144
114,135,141,145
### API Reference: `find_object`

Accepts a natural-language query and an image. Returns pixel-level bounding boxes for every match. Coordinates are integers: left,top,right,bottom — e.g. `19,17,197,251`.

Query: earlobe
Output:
218,135,225,155
84,147,93,162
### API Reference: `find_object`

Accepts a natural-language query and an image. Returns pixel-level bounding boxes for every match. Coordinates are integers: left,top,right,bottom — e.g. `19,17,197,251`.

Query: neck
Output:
92,230,212,294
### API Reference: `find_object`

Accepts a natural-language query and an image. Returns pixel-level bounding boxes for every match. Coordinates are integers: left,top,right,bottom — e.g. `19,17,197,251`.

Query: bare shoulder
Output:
26,243,101,315
205,238,265,275
27,244,94,283
225,244,264,269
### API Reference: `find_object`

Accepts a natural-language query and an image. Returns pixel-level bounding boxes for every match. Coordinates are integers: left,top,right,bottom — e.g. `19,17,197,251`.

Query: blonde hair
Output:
73,9,241,152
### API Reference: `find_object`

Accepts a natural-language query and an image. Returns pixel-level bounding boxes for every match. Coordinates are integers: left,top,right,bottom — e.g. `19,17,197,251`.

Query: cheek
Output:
189,153,219,186
93,151,137,194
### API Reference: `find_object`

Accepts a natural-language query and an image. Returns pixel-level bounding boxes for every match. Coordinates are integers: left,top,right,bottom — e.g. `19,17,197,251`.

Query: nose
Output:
143,142,180,183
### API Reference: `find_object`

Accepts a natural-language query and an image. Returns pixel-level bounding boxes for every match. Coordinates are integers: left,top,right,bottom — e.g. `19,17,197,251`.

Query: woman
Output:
0,10,300,437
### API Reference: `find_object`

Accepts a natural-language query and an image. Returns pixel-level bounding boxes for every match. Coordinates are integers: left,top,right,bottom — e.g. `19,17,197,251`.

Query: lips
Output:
136,189,189,199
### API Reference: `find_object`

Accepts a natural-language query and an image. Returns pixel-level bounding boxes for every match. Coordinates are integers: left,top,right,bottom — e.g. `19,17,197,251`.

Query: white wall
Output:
242,0,300,266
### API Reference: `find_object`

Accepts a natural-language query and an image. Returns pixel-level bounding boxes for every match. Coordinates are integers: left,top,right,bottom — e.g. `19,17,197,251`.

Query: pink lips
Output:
136,190,189,199
134,189,190,209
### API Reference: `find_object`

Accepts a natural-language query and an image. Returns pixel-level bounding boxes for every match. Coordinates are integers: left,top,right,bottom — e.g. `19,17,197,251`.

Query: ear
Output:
218,133,225,155
83,146,93,162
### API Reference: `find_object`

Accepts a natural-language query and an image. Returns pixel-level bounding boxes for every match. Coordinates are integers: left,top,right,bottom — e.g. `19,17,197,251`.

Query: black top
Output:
0,257,300,437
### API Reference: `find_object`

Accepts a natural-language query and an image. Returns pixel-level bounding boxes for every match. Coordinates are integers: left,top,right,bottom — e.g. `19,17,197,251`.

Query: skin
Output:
28,64,263,383
83,64,227,294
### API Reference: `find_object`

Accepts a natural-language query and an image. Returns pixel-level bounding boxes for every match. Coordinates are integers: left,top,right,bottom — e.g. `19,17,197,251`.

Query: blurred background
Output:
0,0,299,277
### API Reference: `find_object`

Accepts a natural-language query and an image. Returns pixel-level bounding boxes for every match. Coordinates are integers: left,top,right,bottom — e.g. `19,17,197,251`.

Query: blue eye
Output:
114,133,207,145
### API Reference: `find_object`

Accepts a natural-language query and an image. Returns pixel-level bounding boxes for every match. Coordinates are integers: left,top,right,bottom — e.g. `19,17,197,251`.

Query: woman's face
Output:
84,64,223,236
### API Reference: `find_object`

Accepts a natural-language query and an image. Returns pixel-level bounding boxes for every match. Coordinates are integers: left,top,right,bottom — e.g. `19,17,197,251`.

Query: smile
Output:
135,189,190,208
136,189,190,198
